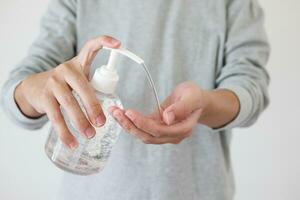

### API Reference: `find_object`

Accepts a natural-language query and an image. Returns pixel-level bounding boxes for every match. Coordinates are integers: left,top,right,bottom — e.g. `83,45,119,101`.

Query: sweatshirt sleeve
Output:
215,0,270,130
0,0,77,130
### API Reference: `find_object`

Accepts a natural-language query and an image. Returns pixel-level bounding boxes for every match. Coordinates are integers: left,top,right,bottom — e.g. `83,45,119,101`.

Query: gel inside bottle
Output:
45,50,123,175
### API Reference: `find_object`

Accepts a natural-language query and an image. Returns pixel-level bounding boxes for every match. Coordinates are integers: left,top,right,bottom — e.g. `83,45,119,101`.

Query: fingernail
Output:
166,111,175,125
113,110,122,119
108,37,120,46
95,116,105,127
69,141,78,150
125,111,135,121
112,39,120,45
85,127,96,138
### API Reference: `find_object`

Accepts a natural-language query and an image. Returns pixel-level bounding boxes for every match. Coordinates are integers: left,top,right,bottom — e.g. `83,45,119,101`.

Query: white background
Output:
0,0,299,199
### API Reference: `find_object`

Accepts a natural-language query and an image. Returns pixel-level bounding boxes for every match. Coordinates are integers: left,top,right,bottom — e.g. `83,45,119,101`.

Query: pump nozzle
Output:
106,50,119,70
104,47,144,65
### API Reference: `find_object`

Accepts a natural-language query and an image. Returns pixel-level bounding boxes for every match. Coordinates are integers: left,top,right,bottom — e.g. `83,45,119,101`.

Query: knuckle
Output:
55,64,64,72
85,38,99,51
55,63,69,73
97,35,109,43
74,73,87,86
118,118,129,131
116,114,124,124
100,35,109,40
128,114,139,125
61,93,76,105
87,39,95,46
50,110,63,125
75,115,89,130
118,117,127,127
88,101,101,116
47,74,60,87
40,89,50,101
134,119,143,129
78,78,93,93
123,121,133,132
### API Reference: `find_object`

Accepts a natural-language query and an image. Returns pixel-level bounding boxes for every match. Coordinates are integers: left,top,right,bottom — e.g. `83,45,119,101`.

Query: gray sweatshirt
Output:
1,0,270,199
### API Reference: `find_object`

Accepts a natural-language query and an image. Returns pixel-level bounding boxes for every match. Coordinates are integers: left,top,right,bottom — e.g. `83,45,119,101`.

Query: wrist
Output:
198,88,240,128
14,80,43,118
198,89,213,122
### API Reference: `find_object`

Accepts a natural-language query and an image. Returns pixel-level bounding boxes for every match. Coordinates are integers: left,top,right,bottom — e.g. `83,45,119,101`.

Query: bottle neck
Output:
91,66,119,94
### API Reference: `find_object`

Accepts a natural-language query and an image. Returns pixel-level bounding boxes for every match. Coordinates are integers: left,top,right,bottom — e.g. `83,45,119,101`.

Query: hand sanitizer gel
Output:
44,47,140,175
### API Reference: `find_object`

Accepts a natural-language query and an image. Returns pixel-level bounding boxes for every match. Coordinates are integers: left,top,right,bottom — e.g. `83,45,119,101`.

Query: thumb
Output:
163,97,200,125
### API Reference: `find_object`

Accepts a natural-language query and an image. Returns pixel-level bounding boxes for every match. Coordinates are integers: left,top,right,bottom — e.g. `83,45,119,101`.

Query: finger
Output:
59,65,106,127
125,109,202,137
50,77,96,139
108,105,119,114
44,95,78,149
162,93,202,125
110,107,191,144
165,109,202,137
77,35,121,76
109,108,155,143
124,110,161,137
149,92,194,122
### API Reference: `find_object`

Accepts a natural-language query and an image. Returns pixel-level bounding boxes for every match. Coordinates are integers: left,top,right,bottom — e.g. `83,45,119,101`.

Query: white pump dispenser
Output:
91,47,144,94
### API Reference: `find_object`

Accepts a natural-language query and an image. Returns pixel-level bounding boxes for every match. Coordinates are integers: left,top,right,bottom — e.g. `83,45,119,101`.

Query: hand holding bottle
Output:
15,36,121,149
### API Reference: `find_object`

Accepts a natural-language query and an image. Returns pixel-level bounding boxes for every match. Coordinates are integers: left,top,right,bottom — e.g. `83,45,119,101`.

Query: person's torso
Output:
60,1,234,200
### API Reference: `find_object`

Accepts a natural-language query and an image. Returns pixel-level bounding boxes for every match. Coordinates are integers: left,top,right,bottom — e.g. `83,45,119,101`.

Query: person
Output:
1,0,270,199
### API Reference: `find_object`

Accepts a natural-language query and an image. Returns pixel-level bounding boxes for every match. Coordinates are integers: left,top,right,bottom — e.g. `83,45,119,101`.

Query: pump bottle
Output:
44,47,144,175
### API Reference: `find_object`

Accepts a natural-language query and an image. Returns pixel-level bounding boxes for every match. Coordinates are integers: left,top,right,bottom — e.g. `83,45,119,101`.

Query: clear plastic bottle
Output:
45,48,125,175
45,91,123,175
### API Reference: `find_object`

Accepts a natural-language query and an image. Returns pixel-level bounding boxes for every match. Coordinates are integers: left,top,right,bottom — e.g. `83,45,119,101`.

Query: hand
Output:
15,35,121,149
109,81,207,144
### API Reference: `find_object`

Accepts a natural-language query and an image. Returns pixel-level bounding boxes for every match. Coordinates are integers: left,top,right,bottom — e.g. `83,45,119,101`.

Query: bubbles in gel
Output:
45,92,122,175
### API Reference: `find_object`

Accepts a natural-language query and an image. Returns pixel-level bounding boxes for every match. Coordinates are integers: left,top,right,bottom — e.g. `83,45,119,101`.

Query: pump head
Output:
91,46,144,94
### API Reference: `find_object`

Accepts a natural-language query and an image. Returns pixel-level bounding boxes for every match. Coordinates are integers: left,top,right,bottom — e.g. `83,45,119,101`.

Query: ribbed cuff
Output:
212,84,253,132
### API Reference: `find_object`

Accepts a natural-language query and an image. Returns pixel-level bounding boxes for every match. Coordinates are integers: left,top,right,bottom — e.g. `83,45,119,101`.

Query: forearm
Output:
199,89,240,129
